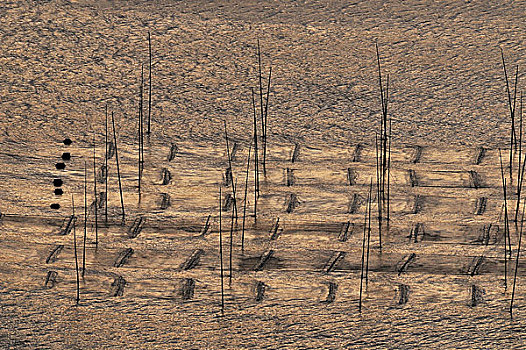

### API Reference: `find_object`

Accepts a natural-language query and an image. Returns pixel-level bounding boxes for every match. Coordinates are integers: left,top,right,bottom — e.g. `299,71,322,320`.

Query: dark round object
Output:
63,138,72,146
54,188,63,196
53,179,63,187
61,152,71,161
50,203,61,209
55,162,66,170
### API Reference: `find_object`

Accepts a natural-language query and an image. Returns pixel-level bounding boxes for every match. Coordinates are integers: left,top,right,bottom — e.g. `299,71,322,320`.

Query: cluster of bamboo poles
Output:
374,43,392,252
218,40,272,314
358,44,393,311
218,43,392,313
499,49,524,318
71,32,153,304
71,109,125,305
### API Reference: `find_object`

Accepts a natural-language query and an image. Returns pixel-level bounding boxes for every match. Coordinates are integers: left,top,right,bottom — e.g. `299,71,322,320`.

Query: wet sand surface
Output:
1,1,526,348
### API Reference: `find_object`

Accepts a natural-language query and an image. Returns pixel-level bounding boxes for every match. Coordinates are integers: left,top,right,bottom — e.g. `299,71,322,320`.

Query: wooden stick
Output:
505,178,510,290
251,88,260,209
241,142,252,253
499,148,509,290
375,133,382,250
517,92,524,222
147,31,152,135
512,65,519,136
510,194,526,318
223,120,238,219
375,43,389,250
257,39,266,176
228,180,236,286
376,43,386,121
72,194,80,305
111,112,125,225
140,63,144,172
359,181,369,312
387,119,392,229
365,179,373,289
511,66,519,184
105,105,109,224
517,153,526,223
93,137,98,246
501,49,516,183
82,161,87,278
219,186,224,314
263,66,272,176
384,75,389,197
519,91,524,186
139,64,144,202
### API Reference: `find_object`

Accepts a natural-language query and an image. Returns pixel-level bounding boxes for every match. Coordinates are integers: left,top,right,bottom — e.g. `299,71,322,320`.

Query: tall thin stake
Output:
511,65,519,157
219,187,224,315
224,120,238,219
241,143,252,253
93,137,98,246
257,39,266,176
111,112,125,224
501,49,516,183
228,181,236,286
148,31,152,135
517,153,526,223
251,88,260,211
365,179,373,289
105,105,109,224
375,43,391,250
139,64,144,203
376,43,386,126
82,161,87,278
382,75,389,222
375,133,382,250
72,195,80,305
387,119,392,228
500,148,513,258
505,179,509,290
263,66,272,175
359,181,369,312
516,93,524,222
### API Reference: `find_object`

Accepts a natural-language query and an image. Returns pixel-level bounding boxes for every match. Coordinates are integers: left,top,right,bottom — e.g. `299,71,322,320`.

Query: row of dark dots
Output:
51,138,72,209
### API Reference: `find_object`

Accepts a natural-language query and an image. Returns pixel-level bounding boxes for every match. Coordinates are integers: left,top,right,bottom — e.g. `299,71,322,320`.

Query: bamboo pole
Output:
359,181,369,312
224,120,238,219
251,88,259,219
228,180,236,286
82,161,87,278
139,64,144,203
504,178,510,290
257,39,266,176
93,138,98,246
263,66,272,175
365,179,373,289
375,134,382,250
148,31,152,135
501,49,516,183
219,186,224,315
387,119,392,229
105,105,109,224
72,195,80,305
111,112,125,224
241,143,252,253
